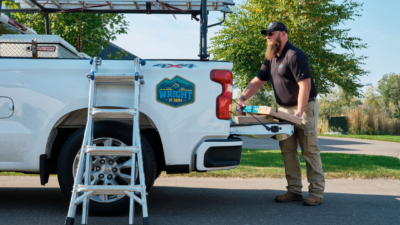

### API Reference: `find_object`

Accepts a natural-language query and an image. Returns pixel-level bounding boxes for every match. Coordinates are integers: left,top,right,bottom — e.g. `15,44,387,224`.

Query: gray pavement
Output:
241,136,400,157
1,177,400,225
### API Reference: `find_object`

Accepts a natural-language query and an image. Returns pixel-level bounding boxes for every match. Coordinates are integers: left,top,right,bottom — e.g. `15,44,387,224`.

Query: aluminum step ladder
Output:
65,57,149,225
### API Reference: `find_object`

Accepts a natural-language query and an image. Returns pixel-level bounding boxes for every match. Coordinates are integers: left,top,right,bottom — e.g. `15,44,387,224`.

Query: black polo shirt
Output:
257,42,317,106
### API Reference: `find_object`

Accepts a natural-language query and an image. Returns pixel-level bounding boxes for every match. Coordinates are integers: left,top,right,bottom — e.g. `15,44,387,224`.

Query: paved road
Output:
1,177,400,225
241,136,400,157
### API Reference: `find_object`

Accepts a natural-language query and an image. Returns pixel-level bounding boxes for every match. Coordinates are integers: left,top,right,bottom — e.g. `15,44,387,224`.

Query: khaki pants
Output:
278,100,325,198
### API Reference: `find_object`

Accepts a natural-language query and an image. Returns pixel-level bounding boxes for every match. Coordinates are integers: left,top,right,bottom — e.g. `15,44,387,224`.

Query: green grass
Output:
161,149,400,179
319,134,400,143
0,172,35,176
3,149,400,179
0,172,55,176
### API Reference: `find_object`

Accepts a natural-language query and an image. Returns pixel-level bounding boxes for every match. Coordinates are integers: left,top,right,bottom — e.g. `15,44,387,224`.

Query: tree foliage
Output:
210,0,368,97
363,85,380,108
318,87,361,120
4,2,129,57
377,73,400,118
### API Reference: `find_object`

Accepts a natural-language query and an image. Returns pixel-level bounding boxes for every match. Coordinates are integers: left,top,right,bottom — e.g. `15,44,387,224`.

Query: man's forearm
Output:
297,81,311,115
239,78,266,101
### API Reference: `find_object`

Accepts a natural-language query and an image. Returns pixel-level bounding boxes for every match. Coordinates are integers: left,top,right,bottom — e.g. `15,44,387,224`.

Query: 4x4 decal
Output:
153,64,196,69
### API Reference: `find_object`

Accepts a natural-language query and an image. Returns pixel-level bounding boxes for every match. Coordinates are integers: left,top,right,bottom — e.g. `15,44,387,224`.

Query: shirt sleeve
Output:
289,53,311,83
256,59,270,81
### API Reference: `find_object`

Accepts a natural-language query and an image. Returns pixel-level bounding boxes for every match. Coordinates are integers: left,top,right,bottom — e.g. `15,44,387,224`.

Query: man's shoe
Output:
303,194,323,206
274,192,304,202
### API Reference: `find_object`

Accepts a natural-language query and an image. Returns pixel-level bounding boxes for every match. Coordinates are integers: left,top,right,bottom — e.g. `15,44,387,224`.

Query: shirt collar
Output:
276,41,290,60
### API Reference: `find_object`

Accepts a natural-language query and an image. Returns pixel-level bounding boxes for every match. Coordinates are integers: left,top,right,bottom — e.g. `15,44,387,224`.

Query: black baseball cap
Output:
261,21,288,34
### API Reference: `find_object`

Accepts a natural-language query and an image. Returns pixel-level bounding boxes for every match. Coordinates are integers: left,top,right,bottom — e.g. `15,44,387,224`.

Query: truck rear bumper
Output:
195,138,243,172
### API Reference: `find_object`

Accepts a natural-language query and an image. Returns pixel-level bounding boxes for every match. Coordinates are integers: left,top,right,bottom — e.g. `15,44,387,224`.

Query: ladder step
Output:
92,108,136,119
85,146,139,156
86,73,139,83
77,185,143,194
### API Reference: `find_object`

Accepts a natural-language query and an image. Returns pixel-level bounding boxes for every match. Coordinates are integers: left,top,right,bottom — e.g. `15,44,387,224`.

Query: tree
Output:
363,85,380,108
377,73,400,118
210,0,368,97
319,88,342,121
318,86,361,132
4,2,129,57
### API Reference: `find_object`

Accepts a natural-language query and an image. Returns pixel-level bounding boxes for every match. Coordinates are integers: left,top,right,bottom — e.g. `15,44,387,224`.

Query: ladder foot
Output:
65,217,75,225
143,217,149,225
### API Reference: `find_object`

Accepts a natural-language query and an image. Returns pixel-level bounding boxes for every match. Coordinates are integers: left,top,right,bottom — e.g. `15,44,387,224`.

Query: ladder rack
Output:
10,0,234,12
0,0,233,60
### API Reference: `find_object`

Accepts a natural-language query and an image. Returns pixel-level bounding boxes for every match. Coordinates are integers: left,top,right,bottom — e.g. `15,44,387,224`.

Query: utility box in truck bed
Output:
0,34,89,58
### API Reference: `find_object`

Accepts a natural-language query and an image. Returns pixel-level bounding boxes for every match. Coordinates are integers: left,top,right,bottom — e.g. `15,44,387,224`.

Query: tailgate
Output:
230,122,294,141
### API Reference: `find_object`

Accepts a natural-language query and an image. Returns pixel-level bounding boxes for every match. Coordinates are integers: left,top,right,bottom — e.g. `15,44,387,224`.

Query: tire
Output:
57,121,156,216
141,129,165,179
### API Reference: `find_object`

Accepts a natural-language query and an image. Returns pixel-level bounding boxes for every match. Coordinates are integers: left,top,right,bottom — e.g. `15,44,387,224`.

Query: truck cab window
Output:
0,22,23,35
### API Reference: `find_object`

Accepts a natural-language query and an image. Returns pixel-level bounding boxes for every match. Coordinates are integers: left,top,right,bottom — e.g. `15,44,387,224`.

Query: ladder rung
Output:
92,108,136,119
77,185,143,194
86,73,140,83
86,146,139,156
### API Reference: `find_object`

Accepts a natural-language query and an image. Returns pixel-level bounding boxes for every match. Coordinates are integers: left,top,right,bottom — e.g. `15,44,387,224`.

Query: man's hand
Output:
235,77,267,116
237,99,246,115
294,111,303,118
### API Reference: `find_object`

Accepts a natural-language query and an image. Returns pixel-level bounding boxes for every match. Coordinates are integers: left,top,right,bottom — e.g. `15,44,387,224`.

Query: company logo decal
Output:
268,23,273,28
279,64,283,68
153,64,196,69
156,75,195,108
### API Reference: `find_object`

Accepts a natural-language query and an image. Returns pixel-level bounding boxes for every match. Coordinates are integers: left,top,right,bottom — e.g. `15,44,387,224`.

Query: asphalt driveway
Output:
1,177,399,225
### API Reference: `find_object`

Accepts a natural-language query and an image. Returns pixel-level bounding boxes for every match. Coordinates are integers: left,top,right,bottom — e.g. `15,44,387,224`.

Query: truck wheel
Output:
57,121,156,216
141,129,165,179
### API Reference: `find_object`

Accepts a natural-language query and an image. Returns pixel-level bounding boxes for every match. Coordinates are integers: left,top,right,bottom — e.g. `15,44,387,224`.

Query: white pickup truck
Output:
0,14,294,217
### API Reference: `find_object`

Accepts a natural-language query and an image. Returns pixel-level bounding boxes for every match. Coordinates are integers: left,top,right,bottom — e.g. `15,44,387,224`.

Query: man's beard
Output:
265,38,281,60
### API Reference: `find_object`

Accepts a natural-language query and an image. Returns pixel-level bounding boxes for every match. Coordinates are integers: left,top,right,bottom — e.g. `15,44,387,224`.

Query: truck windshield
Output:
0,22,23,35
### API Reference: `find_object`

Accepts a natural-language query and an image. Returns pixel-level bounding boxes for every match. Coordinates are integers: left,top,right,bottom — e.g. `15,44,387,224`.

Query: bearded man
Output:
237,21,325,206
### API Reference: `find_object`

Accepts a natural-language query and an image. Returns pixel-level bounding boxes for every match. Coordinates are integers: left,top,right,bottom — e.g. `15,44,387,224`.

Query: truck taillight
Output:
211,70,233,120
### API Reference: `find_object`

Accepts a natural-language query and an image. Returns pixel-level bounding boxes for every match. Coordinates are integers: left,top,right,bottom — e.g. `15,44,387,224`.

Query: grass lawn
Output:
3,149,400,179
318,134,400,143
162,149,400,179
0,172,54,176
